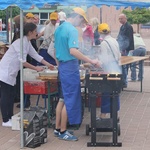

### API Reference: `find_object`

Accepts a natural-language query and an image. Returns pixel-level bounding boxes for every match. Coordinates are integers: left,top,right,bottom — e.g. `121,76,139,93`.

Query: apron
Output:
59,59,82,125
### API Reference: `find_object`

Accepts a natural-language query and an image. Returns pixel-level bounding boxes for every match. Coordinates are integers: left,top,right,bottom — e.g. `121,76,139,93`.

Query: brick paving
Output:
0,66,150,150
0,33,150,150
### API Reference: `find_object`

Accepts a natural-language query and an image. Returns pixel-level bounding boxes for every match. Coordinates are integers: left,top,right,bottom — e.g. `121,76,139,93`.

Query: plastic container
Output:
24,81,58,95
24,81,48,94
12,112,20,130
23,68,39,81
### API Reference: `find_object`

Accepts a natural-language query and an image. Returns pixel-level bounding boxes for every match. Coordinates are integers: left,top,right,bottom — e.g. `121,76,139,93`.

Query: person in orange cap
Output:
96,23,121,120
25,13,35,23
54,7,100,141
38,12,59,66
26,12,34,18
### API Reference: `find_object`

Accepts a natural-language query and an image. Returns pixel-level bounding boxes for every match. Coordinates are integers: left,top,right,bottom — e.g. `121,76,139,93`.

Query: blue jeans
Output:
101,93,120,113
131,47,146,81
121,50,128,86
122,65,128,86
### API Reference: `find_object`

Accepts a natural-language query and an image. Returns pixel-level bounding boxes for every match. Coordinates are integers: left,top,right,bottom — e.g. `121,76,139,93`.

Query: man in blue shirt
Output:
54,7,100,141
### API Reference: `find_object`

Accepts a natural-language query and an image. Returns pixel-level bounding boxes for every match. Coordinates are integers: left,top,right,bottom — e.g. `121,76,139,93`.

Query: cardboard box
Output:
12,112,20,130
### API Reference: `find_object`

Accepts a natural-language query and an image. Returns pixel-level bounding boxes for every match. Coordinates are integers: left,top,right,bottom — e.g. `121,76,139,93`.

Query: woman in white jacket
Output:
0,22,54,127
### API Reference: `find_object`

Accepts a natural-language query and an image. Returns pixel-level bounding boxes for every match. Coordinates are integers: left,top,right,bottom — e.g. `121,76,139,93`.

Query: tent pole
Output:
20,9,24,149
10,6,13,43
6,7,9,43
100,7,102,23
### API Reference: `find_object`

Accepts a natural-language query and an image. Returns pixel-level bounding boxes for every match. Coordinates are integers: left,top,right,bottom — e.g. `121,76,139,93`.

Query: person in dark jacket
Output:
117,14,134,88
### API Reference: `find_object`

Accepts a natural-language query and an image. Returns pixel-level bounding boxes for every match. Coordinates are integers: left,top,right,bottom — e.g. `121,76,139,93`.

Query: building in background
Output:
24,5,58,24
24,5,87,24
1,5,149,44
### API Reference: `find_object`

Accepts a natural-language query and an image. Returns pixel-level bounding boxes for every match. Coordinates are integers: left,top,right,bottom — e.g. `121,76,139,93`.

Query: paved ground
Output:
0,33,150,150
0,66,150,150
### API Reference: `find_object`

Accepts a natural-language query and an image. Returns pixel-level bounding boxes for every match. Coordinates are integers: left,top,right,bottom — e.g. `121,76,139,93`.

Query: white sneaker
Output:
2,120,12,127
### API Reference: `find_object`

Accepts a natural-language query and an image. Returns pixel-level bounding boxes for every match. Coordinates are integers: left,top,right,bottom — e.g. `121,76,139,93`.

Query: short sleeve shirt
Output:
54,22,79,62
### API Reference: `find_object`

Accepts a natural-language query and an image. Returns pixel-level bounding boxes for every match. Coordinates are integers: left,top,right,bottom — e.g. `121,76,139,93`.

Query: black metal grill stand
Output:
85,74,123,147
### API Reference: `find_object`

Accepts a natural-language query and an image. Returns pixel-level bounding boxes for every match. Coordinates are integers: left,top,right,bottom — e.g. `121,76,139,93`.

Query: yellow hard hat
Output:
50,12,58,20
98,23,110,34
26,13,34,18
73,7,88,23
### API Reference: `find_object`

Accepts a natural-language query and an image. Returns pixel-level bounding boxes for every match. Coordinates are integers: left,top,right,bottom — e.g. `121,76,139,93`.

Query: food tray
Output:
39,70,58,77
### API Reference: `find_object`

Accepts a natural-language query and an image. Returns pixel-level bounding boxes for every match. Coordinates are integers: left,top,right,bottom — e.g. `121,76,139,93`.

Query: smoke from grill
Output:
80,45,122,74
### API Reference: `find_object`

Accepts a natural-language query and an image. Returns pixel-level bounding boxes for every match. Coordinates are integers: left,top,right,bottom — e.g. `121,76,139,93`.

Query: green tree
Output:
123,8,150,33
0,6,20,22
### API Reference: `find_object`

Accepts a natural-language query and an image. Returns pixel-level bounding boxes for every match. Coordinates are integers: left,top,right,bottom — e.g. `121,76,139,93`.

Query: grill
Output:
85,72,123,147
86,72,123,93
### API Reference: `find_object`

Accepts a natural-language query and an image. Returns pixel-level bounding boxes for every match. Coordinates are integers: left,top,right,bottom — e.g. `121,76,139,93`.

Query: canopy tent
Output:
1,0,150,148
0,0,150,10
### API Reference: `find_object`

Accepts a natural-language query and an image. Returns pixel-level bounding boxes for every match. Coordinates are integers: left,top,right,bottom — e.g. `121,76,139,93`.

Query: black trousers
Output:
0,81,15,122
